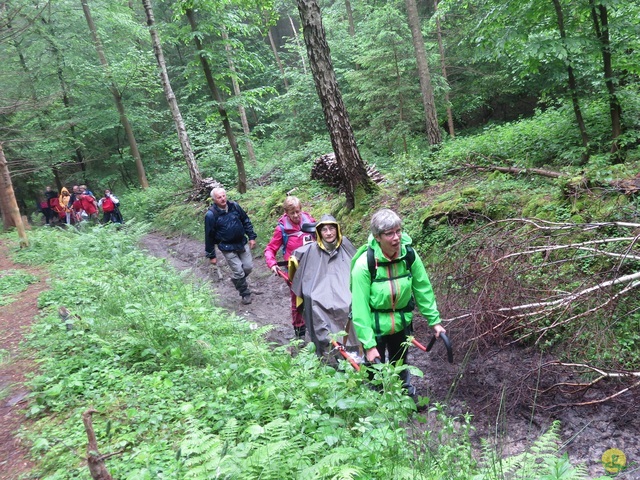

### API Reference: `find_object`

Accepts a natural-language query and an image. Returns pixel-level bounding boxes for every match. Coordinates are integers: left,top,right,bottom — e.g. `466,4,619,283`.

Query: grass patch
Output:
0,269,38,306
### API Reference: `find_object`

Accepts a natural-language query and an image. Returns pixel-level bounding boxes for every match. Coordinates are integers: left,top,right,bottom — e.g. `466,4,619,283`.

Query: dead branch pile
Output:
311,152,384,189
434,218,640,404
185,177,223,202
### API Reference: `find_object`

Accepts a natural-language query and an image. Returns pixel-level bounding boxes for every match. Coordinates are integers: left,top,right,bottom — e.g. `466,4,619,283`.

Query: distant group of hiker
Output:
204,187,446,397
39,184,123,226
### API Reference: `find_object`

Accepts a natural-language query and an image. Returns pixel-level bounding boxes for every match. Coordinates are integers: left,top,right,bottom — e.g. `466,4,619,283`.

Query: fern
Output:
473,421,608,480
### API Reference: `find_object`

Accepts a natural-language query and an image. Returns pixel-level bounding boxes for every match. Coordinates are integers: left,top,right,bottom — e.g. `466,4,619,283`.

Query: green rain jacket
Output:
350,233,441,350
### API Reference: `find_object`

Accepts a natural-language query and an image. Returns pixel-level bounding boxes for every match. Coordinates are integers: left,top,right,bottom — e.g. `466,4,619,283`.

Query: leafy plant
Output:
0,269,38,306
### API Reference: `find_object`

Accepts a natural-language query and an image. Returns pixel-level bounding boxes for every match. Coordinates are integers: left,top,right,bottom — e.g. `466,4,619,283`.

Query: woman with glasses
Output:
351,208,446,396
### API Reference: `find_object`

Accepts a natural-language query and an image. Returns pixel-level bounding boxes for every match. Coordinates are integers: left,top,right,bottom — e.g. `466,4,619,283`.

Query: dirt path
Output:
140,231,639,479
0,242,48,479
1,233,636,478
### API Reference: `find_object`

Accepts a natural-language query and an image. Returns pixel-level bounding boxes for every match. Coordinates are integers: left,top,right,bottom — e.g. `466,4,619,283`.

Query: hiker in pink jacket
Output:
264,196,315,339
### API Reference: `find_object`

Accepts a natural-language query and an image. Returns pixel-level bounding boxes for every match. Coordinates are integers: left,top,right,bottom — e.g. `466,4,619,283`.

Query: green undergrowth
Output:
0,269,38,306
2,226,605,479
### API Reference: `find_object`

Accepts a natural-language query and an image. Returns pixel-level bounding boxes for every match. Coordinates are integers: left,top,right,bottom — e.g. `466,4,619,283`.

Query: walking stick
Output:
215,263,223,281
331,340,361,371
412,333,454,363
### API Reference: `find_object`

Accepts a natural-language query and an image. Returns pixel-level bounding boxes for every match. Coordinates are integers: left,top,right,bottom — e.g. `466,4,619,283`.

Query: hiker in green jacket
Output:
351,208,446,395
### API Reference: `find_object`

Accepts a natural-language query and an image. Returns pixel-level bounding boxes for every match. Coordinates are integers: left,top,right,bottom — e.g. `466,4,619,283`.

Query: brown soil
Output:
0,241,48,479
141,231,639,479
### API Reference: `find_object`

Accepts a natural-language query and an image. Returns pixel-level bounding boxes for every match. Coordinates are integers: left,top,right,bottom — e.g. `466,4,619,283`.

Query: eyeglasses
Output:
380,229,402,239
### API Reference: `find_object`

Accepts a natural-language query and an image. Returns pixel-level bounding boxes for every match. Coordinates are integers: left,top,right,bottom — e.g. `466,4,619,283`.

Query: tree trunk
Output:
589,0,622,153
405,0,441,145
0,144,29,247
221,27,257,165
268,27,289,91
186,10,246,193
81,0,149,189
141,0,203,188
552,0,589,164
345,0,355,37
297,0,372,210
42,18,88,172
288,14,308,74
434,0,454,138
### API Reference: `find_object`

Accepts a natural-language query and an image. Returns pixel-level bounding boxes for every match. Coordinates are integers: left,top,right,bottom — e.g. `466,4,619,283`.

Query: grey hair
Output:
370,209,402,237
210,187,226,199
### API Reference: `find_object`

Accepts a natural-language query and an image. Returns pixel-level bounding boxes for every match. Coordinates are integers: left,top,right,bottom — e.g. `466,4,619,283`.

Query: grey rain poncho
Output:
289,215,359,357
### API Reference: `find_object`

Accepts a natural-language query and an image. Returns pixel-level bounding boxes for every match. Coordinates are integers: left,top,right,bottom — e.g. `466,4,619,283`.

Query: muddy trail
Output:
139,231,638,478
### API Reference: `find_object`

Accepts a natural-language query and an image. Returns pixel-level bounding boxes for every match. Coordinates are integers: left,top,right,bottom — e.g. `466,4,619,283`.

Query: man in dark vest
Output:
205,187,257,304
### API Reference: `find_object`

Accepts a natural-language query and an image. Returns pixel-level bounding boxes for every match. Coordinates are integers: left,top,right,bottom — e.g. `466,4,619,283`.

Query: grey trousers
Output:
221,244,253,280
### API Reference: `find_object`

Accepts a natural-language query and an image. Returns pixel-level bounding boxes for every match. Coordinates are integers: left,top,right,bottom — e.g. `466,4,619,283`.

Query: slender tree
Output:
287,14,307,74
345,0,355,37
268,25,289,91
434,0,454,138
81,0,149,189
297,0,372,210
405,0,441,145
221,27,257,165
588,0,622,153
0,143,29,246
40,17,87,172
185,8,246,193
551,0,589,163
141,0,203,188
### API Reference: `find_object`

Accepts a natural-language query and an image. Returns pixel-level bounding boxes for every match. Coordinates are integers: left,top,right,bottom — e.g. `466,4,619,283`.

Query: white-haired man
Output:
205,188,257,304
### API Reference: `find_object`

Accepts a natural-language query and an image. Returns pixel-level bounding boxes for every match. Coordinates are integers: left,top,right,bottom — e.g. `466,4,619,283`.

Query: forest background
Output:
1,0,639,478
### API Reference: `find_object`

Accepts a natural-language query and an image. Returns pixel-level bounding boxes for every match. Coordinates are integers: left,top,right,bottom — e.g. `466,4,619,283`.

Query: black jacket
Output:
205,201,257,259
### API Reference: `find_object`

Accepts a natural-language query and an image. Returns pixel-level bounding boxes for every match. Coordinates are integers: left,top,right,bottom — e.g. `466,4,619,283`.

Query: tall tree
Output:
297,0,372,210
345,0,355,37
433,0,454,138
141,0,203,188
81,0,149,189
404,0,441,145
551,0,589,163
0,143,29,246
287,14,307,74
588,0,622,153
185,8,247,193
267,25,289,91
221,27,257,165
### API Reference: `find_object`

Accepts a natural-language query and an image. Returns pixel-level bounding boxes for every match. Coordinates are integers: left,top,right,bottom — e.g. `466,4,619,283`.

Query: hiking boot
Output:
241,294,252,305
294,325,306,339
400,369,417,398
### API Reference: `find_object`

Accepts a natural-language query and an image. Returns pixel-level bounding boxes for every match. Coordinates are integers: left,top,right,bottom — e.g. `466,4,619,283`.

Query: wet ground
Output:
139,232,639,479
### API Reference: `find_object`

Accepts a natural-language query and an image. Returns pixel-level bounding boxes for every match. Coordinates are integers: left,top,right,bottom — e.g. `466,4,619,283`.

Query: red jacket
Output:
74,194,97,215
264,212,315,268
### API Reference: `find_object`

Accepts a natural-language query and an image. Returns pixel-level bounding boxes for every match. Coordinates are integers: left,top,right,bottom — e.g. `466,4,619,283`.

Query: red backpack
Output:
102,197,115,213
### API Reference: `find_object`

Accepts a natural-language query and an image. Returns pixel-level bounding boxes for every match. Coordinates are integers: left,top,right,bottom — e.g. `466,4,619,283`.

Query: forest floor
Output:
0,242,43,479
139,232,639,479
1,232,638,479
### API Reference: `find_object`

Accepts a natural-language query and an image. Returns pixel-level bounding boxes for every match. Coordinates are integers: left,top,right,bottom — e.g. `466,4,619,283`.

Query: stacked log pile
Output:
310,152,384,189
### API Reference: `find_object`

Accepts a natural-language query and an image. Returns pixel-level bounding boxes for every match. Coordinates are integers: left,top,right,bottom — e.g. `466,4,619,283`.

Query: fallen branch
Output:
539,362,640,408
82,408,118,480
463,163,565,179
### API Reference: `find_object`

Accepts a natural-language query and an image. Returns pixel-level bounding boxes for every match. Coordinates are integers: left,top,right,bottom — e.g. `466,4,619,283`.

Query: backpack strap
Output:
280,224,288,256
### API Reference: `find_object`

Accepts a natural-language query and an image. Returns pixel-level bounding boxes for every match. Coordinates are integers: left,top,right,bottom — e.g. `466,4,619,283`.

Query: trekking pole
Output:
413,334,454,363
276,268,291,286
215,263,223,281
330,340,361,371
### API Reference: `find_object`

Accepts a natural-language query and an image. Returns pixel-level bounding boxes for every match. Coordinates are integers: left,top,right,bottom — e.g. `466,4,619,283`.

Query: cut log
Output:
311,153,384,190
